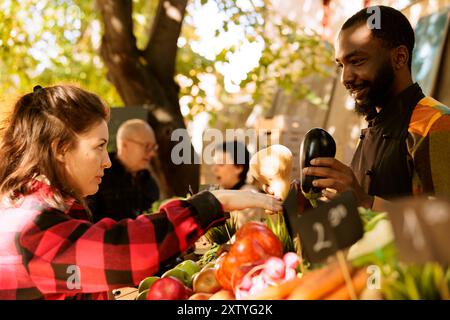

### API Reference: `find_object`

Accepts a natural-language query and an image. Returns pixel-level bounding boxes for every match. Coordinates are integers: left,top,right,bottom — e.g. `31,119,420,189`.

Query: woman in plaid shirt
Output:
0,85,281,300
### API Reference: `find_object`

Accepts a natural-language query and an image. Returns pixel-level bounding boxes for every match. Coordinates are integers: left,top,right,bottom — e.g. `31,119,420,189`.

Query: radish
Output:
263,257,286,280
235,288,250,300
250,275,267,293
239,274,253,291
284,267,297,281
283,252,299,269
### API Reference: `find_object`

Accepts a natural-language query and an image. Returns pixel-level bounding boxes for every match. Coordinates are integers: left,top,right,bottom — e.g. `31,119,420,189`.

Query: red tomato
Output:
215,222,283,292
215,253,232,290
229,237,268,264
236,222,283,257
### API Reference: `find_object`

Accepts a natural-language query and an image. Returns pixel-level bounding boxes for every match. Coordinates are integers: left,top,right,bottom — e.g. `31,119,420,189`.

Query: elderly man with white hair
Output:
88,119,160,222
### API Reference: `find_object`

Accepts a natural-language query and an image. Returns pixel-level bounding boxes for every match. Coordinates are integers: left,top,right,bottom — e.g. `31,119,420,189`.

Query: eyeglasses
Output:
126,138,159,152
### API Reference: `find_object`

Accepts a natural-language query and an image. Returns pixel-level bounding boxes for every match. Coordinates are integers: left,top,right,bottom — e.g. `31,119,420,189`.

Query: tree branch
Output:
96,0,137,54
144,0,188,82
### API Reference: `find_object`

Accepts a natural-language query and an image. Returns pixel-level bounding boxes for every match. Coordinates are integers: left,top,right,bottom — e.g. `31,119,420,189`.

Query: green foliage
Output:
132,0,159,50
197,242,220,268
0,0,121,107
351,241,398,269
358,207,388,232
351,208,397,268
204,216,237,245
2,0,334,126
353,208,450,300
180,0,334,122
381,263,450,300
265,214,295,254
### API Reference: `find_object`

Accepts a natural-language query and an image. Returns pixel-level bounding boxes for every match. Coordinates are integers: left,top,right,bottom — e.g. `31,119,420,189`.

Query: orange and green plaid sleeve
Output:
408,97,450,196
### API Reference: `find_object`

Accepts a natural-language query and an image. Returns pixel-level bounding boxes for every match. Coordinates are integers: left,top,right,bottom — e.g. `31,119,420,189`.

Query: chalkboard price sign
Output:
385,197,450,265
289,191,364,263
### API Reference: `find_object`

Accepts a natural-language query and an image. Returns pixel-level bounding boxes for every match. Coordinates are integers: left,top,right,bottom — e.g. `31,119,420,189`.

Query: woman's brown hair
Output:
0,85,110,208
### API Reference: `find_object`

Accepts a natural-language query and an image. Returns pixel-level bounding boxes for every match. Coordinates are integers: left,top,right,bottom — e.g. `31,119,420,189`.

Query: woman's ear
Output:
52,140,66,163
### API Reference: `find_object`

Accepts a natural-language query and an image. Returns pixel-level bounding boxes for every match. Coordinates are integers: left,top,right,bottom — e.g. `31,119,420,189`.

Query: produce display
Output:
133,208,450,301
131,136,450,301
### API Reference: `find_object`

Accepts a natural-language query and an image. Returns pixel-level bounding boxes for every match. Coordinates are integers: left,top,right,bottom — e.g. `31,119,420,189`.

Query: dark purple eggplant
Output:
300,127,336,195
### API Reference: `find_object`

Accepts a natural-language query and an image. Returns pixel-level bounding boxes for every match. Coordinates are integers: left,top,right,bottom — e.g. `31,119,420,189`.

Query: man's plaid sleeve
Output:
410,111,450,195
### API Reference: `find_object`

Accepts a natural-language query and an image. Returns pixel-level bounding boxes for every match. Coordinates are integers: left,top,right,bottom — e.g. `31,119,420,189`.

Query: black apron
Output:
350,84,425,200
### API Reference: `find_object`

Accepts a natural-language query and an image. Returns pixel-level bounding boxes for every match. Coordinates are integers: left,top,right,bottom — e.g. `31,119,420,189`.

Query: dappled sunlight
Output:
111,16,124,33
215,40,265,93
163,1,183,23
154,108,175,123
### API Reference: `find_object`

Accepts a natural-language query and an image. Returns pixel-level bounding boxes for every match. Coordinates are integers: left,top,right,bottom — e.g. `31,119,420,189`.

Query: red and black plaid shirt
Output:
0,180,226,300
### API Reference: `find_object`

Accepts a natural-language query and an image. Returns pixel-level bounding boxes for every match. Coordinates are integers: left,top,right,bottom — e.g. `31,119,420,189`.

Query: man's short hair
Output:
342,5,415,71
117,119,154,143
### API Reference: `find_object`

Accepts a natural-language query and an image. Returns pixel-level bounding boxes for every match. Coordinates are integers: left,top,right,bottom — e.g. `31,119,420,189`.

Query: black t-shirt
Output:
87,153,160,222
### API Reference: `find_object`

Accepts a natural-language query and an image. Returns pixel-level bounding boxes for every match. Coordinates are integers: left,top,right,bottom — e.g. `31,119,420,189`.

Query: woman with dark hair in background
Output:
212,140,267,228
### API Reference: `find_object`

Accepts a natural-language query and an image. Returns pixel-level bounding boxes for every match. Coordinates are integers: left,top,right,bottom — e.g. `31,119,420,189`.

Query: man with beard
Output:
303,5,450,209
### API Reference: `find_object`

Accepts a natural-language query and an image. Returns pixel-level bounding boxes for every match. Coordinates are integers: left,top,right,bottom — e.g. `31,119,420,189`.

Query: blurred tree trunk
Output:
97,0,198,198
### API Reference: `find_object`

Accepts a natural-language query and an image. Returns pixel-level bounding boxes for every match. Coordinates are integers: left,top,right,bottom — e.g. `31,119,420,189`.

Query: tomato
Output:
236,222,283,258
215,222,283,292
215,253,232,290
235,221,268,238
216,238,266,291
229,237,268,264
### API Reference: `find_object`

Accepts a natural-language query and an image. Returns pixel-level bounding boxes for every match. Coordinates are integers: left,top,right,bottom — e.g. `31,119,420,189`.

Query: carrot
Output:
324,269,368,300
245,276,304,300
288,262,354,300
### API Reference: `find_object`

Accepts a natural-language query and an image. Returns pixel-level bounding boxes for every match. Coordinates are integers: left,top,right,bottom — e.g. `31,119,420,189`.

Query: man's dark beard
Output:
352,61,395,118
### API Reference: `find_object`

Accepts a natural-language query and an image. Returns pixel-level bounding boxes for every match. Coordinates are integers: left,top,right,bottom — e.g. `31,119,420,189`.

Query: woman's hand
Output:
210,190,282,212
